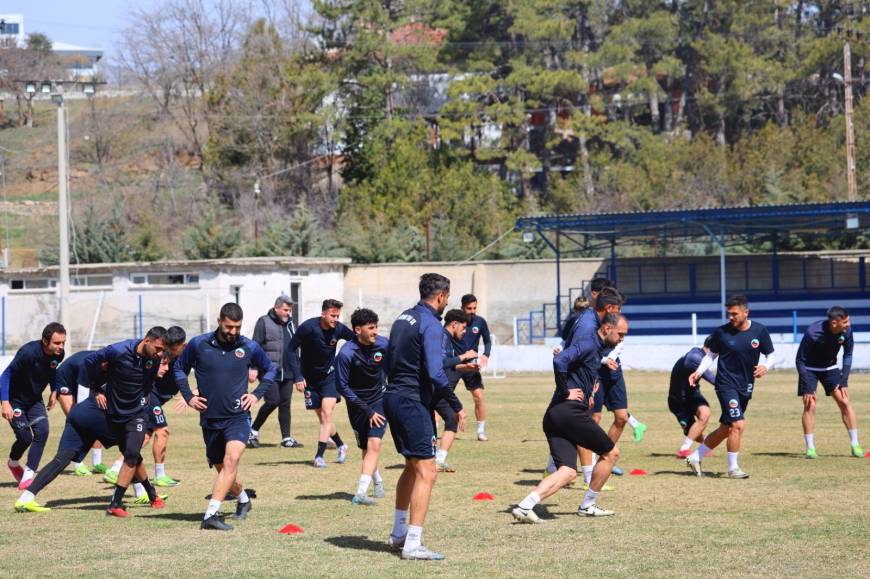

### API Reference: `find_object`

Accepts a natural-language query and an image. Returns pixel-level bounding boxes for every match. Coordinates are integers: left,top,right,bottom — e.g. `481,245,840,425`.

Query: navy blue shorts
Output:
383,393,436,460
9,400,48,437
592,366,628,412
61,398,118,462
461,372,484,391
347,399,387,450
543,401,614,470
798,369,843,397
109,411,149,458
202,415,251,467
304,374,341,410
716,388,751,425
145,393,169,430
668,392,710,435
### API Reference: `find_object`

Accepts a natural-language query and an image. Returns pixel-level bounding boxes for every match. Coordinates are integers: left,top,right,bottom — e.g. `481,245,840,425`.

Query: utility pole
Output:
843,40,857,202
55,88,71,342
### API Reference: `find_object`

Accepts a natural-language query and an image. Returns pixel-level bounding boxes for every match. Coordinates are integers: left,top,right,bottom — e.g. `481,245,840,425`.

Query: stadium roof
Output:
515,201,870,248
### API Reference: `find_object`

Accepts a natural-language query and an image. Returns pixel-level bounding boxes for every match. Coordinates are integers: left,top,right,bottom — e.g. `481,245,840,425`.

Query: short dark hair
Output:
827,306,849,320
322,299,343,311
220,302,244,321
461,294,477,306
601,312,626,327
144,326,168,342
419,273,450,300
703,335,714,349
350,308,378,329
725,294,749,309
166,326,186,347
444,309,469,326
41,322,66,342
573,296,589,312
590,277,614,293
594,287,624,310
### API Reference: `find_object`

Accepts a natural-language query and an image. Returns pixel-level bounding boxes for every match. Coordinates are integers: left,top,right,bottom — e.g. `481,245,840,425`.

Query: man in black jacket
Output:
248,295,302,448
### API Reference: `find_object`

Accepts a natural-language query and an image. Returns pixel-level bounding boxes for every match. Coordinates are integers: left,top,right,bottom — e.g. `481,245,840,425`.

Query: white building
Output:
0,14,103,79
0,14,25,46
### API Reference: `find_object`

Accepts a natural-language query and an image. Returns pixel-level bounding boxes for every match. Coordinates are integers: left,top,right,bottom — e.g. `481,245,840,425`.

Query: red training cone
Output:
473,492,494,501
864,451,870,459
279,524,304,534
629,469,647,476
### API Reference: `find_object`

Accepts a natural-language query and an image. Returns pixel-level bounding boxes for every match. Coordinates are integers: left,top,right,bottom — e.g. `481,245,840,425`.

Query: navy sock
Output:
332,433,344,448
316,442,327,459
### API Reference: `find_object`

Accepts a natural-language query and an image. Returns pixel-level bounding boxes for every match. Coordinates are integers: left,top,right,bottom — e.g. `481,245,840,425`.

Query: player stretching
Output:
512,314,627,523
289,299,355,467
55,350,108,476
459,294,491,441
1,323,66,490
796,306,862,458
434,309,475,472
335,308,389,505
84,327,167,516
687,295,774,478
175,303,276,530
385,273,465,560
669,338,714,458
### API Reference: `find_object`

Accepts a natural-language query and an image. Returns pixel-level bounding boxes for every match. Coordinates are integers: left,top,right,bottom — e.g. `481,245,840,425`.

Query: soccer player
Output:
13,395,165,513
385,273,466,560
84,327,167,516
795,306,862,458
459,294,491,441
560,296,590,343
512,313,627,524
434,309,475,472
669,337,714,458
1,322,66,490
175,302,277,531
687,294,774,479
55,350,108,476
335,308,389,505
249,295,302,449
288,299,355,467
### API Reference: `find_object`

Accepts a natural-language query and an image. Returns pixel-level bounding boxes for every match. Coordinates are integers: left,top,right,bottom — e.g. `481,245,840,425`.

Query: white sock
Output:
19,490,35,503
205,499,221,519
22,467,34,481
848,429,859,446
356,474,372,496
545,455,556,475
250,429,259,438
627,414,640,428
155,463,166,478
727,452,739,471
133,483,146,498
92,448,102,465
690,444,710,462
805,434,815,450
477,421,486,434
404,525,423,552
373,469,383,484
435,449,447,463
680,437,694,451
518,491,541,510
111,459,123,473
580,489,599,509
391,509,408,540
582,465,593,485
8,459,20,468
238,489,250,504
591,453,599,466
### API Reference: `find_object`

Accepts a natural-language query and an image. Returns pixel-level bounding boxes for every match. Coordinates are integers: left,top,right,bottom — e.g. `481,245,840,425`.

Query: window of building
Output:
72,274,113,288
130,273,199,287
9,278,57,291
0,23,20,35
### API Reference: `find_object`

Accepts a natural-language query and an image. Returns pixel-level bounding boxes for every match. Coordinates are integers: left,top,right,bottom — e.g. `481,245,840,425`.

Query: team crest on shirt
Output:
12,408,22,418
234,347,246,359
472,327,480,335
373,351,383,363
153,406,162,415
145,360,154,370
330,338,337,346
837,335,846,344
750,339,760,349
49,360,59,369
59,386,70,395
728,399,739,408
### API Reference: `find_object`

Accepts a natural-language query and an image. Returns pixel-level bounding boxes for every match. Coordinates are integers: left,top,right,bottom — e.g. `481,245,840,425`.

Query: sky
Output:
2,1,142,60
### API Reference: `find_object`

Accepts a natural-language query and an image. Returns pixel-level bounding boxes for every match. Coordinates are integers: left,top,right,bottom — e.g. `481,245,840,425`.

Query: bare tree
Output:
0,32,64,127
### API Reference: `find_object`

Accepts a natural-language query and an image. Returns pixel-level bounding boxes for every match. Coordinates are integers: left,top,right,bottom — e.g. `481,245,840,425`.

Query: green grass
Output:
1,371,868,577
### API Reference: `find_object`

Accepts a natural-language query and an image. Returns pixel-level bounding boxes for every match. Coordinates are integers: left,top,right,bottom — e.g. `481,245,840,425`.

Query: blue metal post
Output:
555,232,562,334
860,256,866,291
771,233,779,294
1,296,5,356
610,238,617,285
792,310,798,343
138,294,143,339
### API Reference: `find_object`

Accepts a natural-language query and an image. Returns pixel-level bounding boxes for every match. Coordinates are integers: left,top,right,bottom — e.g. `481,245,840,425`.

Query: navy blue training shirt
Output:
567,308,601,347
795,320,854,386
386,301,462,413
0,340,64,405
669,347,715,400
153,370,180,405
552,330,605,410
335,335,389,418
84,339,161,423
708,321,774,394
174,332,276,422
287,318,355,384
441,328,463,385
460,314,492,357
56,350,106,399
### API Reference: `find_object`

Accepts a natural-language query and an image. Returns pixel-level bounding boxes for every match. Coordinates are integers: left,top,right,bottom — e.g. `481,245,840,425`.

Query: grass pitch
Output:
1,371,868,577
